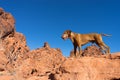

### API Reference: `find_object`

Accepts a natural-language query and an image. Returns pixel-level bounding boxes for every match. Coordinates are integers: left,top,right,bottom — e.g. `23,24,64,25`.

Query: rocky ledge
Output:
0,8,120,80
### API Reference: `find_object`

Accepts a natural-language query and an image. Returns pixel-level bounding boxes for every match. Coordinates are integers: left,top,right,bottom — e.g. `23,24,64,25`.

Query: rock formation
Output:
0,7,29,73
0,8,120,80
70,45,104,57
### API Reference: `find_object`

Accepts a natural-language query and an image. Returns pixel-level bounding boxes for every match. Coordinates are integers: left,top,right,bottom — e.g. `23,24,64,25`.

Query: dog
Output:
61,30,110,57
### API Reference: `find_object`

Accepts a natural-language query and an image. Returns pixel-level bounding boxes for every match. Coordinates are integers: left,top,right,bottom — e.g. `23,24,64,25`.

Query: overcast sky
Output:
1,0,120,56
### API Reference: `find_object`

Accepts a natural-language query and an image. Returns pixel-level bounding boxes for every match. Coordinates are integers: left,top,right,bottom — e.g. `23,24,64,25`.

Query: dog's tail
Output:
101,33,112,37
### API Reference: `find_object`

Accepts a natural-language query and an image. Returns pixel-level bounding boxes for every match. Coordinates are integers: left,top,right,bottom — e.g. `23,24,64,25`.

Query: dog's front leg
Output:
74,45,77,57
78,45,82,57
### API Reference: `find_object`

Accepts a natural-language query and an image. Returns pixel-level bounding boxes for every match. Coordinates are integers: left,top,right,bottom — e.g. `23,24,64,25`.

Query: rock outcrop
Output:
0,8,15,39
0,8,29,72
0,8,120,80
70,45,104,57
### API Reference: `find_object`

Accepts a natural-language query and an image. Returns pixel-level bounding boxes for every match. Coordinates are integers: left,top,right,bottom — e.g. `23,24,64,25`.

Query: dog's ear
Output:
66,30,72,37
67,30,72,34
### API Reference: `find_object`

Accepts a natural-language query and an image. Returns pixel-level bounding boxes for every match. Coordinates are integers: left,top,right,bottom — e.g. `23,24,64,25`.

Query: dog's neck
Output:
70,32,75,39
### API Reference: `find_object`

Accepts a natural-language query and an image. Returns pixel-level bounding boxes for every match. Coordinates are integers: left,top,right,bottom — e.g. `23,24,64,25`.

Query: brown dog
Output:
61,30,110,57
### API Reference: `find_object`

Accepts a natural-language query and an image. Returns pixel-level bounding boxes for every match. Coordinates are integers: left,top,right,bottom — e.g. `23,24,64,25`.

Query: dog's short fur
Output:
61,30,110,57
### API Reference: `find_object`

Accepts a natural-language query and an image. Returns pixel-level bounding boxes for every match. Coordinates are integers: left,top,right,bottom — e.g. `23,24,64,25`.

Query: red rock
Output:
70,45,104,57
15,46,65,79
0,71,15,80
57,57,120,80
26,76,48,80
0,8,29,72
0,75,14,80
0,51,8,71
0,8,15,39
0,8,120,80
111,52,120,59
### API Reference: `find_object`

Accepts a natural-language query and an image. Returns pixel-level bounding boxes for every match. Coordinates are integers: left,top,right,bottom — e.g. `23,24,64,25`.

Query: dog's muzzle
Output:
61,36,65,40
61,35,68,40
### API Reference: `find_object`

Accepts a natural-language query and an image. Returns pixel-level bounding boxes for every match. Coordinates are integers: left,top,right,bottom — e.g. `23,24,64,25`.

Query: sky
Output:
0,0,120,56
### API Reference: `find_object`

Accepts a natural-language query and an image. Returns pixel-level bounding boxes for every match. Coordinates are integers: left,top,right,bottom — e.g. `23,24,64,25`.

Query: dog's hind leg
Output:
98,42,110,54
102,43,110,54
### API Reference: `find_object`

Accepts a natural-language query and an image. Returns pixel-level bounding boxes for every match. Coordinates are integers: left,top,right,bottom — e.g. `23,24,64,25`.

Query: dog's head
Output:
61,30,72,40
